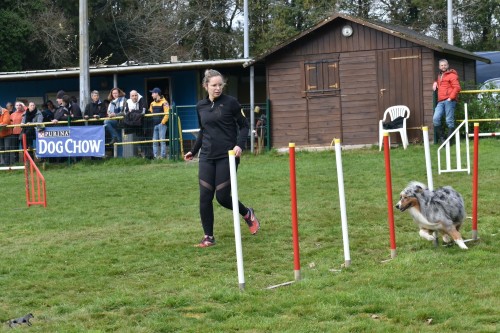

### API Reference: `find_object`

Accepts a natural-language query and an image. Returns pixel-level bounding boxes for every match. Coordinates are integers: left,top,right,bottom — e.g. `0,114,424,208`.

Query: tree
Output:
0,10,32,71
0,0,498,71
249,0,339,56
458,0,500,51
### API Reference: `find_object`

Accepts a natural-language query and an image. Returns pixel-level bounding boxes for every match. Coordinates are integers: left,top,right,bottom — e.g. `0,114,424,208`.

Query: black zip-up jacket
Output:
84,100,107,118
191,93,249,160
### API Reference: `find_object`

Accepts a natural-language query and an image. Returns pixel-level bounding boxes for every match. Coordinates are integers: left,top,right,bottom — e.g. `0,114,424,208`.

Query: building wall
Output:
265,19,477,148
267,20,423,147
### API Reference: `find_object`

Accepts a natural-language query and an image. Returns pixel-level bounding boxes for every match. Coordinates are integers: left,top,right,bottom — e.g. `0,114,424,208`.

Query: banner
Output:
36,126,105,157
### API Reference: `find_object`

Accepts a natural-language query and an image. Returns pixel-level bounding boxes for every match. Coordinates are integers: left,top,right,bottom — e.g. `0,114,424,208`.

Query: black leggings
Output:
198,157,248,236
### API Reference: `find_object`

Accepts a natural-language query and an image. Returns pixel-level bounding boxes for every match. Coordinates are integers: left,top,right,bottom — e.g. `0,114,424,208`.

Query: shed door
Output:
304,58,342,145
377,48,423,143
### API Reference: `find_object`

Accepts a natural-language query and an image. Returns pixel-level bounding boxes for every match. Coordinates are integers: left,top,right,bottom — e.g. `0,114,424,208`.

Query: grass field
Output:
1,140,499,332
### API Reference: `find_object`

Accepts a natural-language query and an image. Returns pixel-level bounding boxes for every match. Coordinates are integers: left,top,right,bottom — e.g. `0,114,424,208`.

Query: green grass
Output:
1,140,499,332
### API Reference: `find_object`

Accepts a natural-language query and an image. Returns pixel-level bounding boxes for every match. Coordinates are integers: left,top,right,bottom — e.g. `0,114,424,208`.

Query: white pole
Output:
465,103,471,174
250,66,255,153
79,0,90,111
0,166,25,171
447,0,453,45
423,127,438,247
334,139,351,267
243,0,255,153
422,127,434,191
228,150,245,290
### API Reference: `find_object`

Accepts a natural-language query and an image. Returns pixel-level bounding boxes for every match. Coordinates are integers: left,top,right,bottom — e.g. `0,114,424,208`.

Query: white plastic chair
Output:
378,105,410,151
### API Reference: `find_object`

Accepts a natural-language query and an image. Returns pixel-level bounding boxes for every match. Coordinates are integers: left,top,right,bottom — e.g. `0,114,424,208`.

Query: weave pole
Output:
472,123,479,240
422,127,434,191
334,139,351,267
383,133,397,259
228,150,245,290
422,127,439,247
266,143,300,289
289,143,301,281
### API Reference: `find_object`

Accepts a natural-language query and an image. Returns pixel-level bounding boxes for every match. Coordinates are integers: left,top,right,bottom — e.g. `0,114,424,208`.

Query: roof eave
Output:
0,59,250,81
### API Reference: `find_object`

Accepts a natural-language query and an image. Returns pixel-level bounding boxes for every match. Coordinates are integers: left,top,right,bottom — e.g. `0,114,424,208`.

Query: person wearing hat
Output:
52,94,82,123
54,90,82,124
147,87,169,159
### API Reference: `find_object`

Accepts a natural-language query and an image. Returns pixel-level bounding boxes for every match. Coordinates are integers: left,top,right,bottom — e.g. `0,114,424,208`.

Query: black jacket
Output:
191,93,249,160
84,100,107,118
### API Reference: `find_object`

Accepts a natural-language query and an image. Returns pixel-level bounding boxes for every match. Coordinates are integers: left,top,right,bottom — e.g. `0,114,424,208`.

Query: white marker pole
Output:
334,139,351,267
423,126,439,246
228,150,245,290
422,127,434,191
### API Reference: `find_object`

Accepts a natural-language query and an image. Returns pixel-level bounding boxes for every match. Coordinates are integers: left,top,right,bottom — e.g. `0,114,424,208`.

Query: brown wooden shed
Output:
245,13,491,148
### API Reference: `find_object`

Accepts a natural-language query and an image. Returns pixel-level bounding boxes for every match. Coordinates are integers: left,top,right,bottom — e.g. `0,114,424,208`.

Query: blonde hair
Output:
202,69,225,88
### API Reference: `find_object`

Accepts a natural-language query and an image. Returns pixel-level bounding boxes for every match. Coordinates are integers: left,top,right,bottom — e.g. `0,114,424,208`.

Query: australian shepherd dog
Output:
395,181,468,250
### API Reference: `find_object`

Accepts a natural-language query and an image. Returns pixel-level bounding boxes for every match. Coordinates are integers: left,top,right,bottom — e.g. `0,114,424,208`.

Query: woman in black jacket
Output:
184,69,261,247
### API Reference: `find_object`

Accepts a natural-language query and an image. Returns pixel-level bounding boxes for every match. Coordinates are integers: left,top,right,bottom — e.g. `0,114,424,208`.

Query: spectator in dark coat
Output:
84,90,107,120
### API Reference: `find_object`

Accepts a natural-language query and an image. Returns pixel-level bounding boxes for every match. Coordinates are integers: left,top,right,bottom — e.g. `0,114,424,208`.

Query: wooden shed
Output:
246,13,491,148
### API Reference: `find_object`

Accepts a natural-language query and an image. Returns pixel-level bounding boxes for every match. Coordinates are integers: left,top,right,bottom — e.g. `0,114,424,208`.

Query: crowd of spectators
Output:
0,87,170,165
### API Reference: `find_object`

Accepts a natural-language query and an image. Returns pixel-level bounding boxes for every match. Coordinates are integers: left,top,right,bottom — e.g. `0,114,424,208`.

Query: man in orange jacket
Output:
432,59,461,143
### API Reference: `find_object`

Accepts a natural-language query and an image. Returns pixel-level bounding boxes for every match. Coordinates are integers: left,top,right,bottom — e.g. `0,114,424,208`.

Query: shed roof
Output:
0,59,249,81
244,13,491,67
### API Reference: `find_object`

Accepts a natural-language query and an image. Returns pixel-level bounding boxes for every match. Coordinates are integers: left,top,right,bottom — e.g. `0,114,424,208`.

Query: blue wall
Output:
0,70,201,133
0,65,267,138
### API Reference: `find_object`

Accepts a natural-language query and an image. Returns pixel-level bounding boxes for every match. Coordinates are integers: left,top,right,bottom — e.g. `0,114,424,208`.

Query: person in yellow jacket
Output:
148,87,170,159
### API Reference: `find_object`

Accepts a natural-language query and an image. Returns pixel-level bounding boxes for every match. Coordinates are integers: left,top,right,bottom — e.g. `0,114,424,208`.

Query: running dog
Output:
395,181,468,249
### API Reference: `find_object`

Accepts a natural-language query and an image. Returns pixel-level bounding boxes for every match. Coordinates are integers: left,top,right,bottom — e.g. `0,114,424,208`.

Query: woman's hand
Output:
233,145,242,157
184,151,194,161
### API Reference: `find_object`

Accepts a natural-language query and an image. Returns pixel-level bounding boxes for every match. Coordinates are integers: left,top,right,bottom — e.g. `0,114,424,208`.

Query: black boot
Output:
435,126,444,144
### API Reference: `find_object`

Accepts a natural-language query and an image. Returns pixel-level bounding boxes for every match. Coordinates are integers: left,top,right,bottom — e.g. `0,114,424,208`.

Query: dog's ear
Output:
415,185,424,193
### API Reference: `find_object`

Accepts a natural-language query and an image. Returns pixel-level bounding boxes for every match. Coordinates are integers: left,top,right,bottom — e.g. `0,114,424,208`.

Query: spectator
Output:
103,99,110,112
68,95,83,123
41,102,54,123
21,102,43,149
104,87,127,145
5,102,15,115
147,87,169,159
125,90,147,157
46,100,56,113
52,95,72,123
53,90,82,124
84,90,107,120
9,102,26,163
0,107,12,165
432,59,461,143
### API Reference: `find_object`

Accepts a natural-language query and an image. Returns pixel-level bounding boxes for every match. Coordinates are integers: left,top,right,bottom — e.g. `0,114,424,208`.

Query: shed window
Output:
304,59,340,95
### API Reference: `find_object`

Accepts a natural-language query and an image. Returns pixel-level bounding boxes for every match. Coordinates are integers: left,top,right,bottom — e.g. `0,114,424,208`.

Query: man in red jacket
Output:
432,59,461,143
